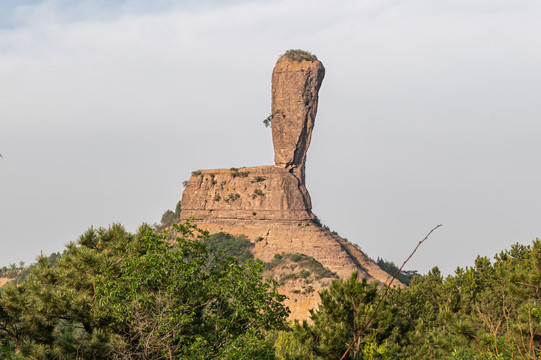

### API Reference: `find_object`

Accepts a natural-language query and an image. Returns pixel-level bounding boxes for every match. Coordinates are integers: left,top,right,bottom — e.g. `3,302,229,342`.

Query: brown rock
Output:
271,54,325,184
178,51,402,321
180,166,313,221
179,218,395,321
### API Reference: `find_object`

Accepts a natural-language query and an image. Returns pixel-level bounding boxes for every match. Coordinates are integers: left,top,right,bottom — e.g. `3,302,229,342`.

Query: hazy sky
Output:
1,0,540,275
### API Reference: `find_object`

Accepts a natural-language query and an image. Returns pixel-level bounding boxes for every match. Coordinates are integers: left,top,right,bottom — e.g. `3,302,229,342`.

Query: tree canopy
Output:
0,221,289,359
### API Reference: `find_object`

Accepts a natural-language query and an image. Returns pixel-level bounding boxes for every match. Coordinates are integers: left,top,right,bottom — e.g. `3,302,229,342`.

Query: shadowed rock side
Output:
271,57,325,184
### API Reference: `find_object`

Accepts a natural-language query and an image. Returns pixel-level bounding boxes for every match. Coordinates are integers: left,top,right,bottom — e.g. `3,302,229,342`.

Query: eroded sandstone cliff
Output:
179,51,396,320
271,55,325,184
181,166,312,221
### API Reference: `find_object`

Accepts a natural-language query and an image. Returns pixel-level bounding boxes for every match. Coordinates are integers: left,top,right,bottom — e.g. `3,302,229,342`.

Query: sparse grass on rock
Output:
281,49,318,62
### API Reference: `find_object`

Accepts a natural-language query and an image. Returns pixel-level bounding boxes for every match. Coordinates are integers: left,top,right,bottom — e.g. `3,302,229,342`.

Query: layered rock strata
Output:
180,166,313,221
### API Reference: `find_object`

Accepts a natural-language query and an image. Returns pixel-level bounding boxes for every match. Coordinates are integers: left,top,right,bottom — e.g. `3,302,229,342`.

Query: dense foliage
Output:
0,221,289,359
204,232,255,264
1,216,539,359
276,239,541,359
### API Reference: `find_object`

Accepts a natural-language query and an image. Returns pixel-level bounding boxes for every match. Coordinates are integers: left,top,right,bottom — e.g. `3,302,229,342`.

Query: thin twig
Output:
339,224,442,360
303,306,338,360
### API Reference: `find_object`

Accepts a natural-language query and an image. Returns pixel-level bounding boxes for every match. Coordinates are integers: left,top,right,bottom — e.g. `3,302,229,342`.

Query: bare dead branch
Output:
340,224,442,360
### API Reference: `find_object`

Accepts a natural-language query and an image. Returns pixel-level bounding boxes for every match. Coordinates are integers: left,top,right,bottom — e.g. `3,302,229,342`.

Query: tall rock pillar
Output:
271,52,325,184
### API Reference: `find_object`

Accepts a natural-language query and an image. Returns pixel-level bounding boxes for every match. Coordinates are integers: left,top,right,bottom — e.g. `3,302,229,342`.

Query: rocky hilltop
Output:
180,50,395,320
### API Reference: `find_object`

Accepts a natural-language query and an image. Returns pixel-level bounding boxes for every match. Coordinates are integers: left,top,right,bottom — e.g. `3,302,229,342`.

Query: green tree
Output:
205,232,255,264
0,224,136,359
159,200,182,228
0,221,289,359
96,221,289,359
282,272,391,359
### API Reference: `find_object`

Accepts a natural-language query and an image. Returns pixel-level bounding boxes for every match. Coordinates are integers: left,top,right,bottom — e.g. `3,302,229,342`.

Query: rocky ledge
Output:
181,166,313,221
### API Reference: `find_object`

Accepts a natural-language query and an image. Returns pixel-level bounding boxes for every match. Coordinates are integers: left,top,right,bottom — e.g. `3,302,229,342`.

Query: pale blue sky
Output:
1,0,540,275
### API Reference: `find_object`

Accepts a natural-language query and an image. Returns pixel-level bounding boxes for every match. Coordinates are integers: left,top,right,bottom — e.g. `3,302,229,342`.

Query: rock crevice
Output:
271,56,325,184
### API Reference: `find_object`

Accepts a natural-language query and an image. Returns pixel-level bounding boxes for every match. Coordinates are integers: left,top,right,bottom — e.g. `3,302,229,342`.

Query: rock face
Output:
180,166,313,221
271,56,325,184
179,51,398,320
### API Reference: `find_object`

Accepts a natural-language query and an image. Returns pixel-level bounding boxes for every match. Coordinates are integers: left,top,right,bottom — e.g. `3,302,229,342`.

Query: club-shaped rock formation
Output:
179,51,395,320
271,55,325,184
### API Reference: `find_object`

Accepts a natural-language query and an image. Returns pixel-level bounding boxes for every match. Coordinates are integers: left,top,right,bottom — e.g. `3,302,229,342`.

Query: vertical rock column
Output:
271,54,325,184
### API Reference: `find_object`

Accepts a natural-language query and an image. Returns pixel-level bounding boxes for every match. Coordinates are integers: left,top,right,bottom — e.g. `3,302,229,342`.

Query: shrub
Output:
290,254,303,262
254,189,264,196
159,201,182,228
265,253,284,270
251,189,265,199
311,216,323,227
230,167,248,177
253,176,266,183
191,170,202,176
214,194,221,202
281,49,318,62
227,193,241,202
299,269,310,279
263,114,272,128
279,273,298,284
160,210,176,227
231,169,249,178
205,232,255,264
376,257,416,286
